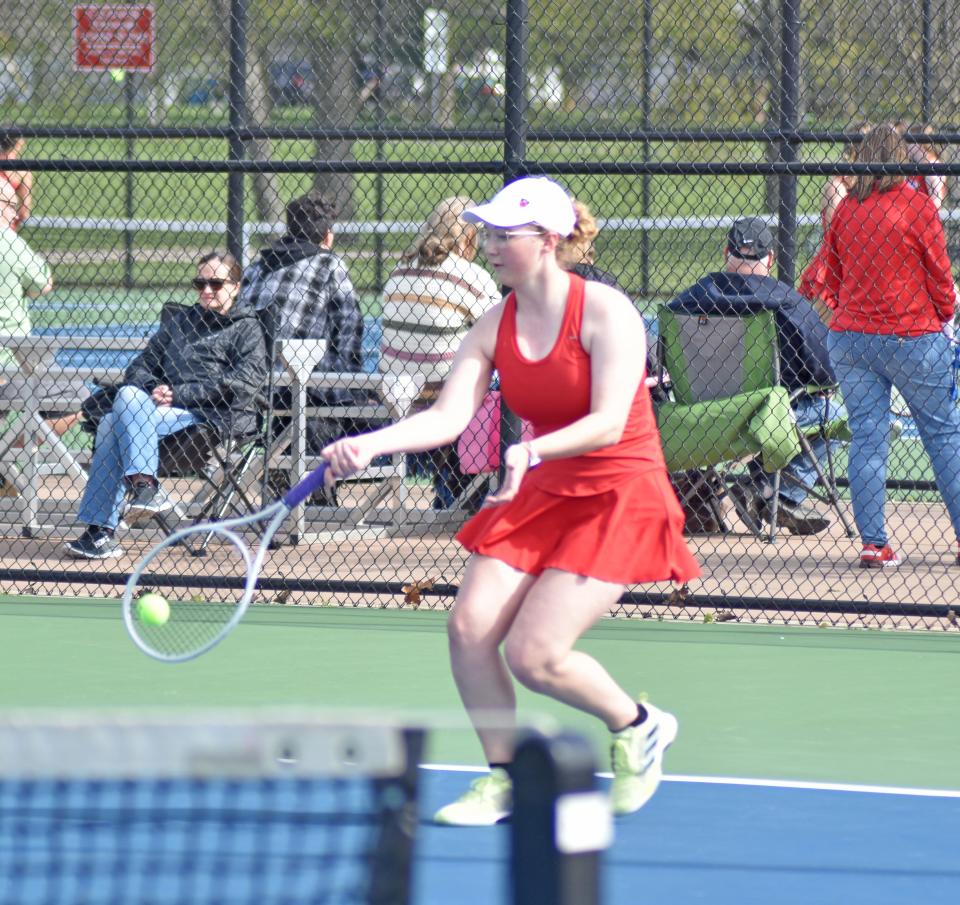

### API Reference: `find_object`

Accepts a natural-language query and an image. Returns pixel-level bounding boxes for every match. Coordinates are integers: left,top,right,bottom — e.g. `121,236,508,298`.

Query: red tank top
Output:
494,273,666,495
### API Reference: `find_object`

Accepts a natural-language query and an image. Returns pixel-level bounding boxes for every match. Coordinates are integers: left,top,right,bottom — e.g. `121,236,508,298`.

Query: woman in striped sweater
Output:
380,196,501,507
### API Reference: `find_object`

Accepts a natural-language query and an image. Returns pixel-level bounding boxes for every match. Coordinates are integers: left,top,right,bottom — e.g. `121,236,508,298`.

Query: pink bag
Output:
457,391,533,474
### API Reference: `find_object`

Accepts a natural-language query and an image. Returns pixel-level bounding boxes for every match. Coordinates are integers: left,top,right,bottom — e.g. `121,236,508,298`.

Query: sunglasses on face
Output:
192,277,232,291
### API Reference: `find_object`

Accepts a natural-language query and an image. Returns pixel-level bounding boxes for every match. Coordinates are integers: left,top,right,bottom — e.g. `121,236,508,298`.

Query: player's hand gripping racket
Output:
122,463,330,663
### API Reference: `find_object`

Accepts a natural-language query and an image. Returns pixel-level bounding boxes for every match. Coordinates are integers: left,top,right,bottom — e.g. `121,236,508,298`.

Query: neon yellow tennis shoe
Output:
609,702,678,816
433,768,512,826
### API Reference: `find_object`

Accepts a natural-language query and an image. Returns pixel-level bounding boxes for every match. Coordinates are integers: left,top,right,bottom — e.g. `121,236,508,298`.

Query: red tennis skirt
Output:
456,467,701,585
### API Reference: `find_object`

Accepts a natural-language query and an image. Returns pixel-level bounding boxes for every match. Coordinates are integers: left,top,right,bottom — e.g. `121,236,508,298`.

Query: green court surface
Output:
1,596,957,791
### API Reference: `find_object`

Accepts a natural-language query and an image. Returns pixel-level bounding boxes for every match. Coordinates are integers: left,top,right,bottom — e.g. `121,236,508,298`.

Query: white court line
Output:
420,763,960,799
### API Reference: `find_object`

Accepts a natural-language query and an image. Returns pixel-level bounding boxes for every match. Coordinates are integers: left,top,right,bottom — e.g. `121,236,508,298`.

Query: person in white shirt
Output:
380,196,501,507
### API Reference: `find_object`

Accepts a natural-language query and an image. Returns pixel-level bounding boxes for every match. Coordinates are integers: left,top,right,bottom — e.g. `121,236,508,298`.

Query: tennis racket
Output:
122,462,330,663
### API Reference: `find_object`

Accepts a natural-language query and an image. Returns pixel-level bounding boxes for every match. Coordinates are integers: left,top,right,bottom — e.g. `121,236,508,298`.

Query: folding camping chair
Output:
656,305,854,542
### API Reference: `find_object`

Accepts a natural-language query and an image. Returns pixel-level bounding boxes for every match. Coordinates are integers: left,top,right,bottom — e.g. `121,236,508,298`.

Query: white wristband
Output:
521,441,541,468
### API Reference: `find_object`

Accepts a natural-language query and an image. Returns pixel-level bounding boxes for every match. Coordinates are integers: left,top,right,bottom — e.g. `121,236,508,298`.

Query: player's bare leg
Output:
502,568,636,728
446,554,535,764
505,568,678,816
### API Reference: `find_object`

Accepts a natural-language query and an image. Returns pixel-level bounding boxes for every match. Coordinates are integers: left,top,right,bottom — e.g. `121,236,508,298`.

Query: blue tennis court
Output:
417,768,960,905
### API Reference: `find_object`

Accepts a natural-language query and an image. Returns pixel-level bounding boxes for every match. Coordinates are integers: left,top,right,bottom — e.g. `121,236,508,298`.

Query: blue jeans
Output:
752,394,847,506
827,330,960,547
77,385,199,530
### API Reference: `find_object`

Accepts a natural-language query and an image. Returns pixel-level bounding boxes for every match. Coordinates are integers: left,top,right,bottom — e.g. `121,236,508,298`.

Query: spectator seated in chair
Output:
666,217,844,536
238,189,366,461
64,253,267,560
379,195,500,508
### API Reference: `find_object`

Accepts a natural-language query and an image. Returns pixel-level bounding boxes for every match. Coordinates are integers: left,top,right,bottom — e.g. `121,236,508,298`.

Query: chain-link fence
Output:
1,0,958,627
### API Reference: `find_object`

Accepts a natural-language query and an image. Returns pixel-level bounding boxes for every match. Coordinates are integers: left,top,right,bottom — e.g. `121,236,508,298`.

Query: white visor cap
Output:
463,177,576,237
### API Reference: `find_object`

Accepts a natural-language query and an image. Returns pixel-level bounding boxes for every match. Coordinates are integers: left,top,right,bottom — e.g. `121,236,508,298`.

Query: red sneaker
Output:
860,544,900,569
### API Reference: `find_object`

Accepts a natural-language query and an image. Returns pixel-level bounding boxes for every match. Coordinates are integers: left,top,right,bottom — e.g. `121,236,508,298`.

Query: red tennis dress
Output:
456,274,700,585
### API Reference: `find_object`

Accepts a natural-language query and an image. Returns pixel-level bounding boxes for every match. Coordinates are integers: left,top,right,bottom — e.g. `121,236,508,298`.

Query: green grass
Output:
19,130,839,299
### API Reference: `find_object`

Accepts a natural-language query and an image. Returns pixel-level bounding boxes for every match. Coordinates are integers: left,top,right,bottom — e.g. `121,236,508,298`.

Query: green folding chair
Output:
656,305,853,541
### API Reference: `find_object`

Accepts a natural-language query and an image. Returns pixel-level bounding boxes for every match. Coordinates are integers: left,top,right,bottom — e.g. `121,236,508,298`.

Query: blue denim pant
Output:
827,330,960,547
752,394,847,506
78,386,198,530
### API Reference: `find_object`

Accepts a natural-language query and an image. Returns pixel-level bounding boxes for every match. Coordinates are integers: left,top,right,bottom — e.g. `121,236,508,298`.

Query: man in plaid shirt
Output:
239,190,363,375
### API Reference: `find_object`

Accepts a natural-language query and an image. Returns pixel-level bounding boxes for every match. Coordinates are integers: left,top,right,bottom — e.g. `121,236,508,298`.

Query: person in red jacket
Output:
322,177,699,824
823,123,960,568
798,121,872,318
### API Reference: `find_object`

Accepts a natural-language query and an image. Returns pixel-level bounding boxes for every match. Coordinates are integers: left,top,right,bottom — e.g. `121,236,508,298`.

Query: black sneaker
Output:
124,482,173,526
65,527,122,560
765,498,831,536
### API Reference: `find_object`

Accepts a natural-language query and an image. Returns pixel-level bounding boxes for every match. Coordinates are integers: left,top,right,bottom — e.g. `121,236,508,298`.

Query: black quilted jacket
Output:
123,298,267,437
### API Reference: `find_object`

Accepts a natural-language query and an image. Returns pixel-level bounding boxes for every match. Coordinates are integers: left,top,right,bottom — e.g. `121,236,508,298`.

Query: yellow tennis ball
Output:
109,68,126,84
137,592,170,626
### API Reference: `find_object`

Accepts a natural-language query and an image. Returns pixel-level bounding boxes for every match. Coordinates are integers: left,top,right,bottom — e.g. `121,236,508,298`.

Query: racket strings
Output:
127,528,258,660
122,488,299,662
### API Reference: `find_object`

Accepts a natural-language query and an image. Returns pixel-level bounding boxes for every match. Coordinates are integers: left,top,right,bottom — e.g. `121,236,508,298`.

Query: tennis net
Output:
0,711,607,905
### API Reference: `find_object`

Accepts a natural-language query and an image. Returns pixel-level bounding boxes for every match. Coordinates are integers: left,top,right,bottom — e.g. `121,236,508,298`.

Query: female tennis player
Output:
323,177,700,824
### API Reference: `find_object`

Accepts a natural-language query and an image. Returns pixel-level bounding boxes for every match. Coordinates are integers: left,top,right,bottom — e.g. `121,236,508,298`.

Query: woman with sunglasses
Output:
323,177,699,823
65,253,267,559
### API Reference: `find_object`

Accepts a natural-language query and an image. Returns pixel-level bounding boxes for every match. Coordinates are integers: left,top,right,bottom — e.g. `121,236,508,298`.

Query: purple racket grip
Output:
283,462,330,509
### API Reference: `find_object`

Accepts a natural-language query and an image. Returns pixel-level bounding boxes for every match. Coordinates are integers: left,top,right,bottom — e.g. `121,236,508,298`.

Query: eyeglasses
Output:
192,278,232,291
478,228,546,249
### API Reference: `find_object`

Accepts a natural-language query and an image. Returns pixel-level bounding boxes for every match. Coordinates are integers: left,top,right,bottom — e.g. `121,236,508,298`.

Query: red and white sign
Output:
73,4,154,72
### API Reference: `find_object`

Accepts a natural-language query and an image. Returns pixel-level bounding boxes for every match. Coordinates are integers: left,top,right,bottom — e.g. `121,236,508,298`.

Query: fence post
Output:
921,0,932,123
499,0,529,464
640,0,653,299
374,1,387,292
226,0,248,264
504,0,528,188
123,73,136,290
776,0,801,286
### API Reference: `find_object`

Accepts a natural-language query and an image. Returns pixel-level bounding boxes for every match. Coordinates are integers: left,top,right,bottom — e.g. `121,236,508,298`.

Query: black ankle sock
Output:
489,761,511,774
614,704,649,733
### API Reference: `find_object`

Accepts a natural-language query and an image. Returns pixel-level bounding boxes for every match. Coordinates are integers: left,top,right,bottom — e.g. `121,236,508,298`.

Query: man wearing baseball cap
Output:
726,216,775,259
665,215,842,536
